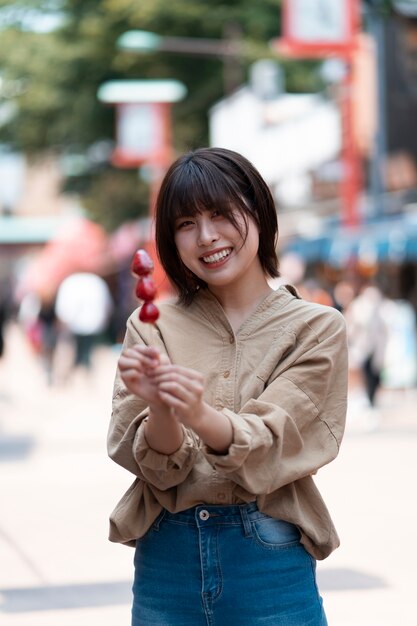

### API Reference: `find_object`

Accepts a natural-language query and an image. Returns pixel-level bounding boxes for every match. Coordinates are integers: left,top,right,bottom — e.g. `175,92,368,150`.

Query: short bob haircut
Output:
155,147,280,305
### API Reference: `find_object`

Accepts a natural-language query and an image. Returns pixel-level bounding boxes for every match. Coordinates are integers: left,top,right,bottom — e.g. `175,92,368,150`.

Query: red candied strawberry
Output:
135,277,157,302
139,301,160,324
131,249,154,277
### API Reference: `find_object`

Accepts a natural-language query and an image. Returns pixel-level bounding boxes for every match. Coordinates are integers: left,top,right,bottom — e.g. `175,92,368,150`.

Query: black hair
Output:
155,147,279,305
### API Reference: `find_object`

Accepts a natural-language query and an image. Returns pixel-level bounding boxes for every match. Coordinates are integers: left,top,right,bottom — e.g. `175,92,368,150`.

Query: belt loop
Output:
152,509,166,531
240,504,253,538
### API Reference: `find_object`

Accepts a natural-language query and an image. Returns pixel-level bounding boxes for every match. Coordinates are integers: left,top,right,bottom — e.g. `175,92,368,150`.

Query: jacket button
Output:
223,370,230,378
229,336,235,344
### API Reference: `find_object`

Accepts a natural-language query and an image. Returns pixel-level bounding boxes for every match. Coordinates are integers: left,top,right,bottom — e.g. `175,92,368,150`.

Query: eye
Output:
175,218,194,230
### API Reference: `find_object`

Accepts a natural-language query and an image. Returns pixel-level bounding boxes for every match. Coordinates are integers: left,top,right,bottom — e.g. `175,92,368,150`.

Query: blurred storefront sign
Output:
274,0,360,57
274,0,362,227
97,79,186,298
112,103,167,168
97,80,187,168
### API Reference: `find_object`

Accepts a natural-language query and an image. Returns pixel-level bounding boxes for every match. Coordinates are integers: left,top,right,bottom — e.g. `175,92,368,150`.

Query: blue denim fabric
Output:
132,503,328,626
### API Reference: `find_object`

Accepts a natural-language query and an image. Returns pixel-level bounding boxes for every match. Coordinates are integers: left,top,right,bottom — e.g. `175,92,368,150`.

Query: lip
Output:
199,246,232,260
199,246,233,269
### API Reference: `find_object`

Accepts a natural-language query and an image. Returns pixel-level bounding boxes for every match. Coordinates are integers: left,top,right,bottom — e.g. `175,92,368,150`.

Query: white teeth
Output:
202,249,231,264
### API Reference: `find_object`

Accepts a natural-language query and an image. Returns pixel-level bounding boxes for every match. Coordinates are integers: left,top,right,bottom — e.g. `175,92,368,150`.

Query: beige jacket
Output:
108,286,348,560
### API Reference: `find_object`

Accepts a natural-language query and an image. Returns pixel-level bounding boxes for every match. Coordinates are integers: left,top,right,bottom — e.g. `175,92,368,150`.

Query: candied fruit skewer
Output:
130,249,160,324
130,249,154,277
135,276,157,302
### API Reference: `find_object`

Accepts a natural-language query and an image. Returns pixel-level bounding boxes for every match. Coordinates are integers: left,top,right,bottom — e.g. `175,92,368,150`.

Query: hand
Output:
151,364,233,452
150,364,205,429
118,345,170,412
119,346,194,455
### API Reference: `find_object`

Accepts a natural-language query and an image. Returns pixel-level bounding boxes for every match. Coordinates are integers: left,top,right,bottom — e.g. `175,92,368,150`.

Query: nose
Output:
197,218,219,246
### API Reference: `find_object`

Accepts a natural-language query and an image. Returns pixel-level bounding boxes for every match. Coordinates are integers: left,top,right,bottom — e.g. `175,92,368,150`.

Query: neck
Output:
209,269,273,331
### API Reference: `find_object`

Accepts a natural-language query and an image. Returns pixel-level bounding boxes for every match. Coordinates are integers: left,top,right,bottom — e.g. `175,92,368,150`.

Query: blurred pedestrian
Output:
0,288,8,358
344,282,389,427
380,296,417,390
37,291,60,385
17,290,43,355
108,148,348,626
298,278,335,307
332,278,356,314
55,272,113,372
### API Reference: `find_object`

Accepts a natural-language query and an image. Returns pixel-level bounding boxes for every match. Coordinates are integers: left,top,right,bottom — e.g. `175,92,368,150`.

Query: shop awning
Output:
282,213,417,265
0,215,64,244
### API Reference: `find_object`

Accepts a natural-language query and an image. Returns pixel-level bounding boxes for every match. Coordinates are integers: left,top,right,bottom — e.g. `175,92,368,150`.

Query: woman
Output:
108,147,348,625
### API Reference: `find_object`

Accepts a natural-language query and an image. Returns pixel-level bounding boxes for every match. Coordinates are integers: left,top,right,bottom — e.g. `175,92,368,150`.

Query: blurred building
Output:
209,86,341,244
0,150,79,259
384,6,417,192
208,37,417,315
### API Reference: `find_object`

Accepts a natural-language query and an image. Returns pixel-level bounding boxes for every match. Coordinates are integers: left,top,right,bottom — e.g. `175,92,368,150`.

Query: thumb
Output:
159,353,171,366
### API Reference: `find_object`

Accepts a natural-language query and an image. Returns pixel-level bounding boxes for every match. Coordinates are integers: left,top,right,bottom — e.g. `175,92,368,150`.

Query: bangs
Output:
167,158,253,226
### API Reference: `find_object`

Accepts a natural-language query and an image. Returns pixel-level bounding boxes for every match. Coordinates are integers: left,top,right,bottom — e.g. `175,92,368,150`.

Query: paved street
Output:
0,322,416,626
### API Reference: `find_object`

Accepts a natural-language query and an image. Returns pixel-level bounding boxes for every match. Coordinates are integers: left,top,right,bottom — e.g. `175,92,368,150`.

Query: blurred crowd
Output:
298,274,417,430
271,252,417,430
1,257,417,432
0,269,119,387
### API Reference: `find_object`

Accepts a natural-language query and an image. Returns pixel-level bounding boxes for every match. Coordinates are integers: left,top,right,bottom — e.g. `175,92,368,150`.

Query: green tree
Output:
0,0,322,228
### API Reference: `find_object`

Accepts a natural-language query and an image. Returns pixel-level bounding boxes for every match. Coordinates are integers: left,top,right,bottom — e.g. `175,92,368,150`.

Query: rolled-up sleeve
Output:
133,422,199,490
202,310,348,495
107,314,198,488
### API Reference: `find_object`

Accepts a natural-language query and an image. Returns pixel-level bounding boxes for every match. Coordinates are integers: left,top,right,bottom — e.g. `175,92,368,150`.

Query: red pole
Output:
340,59,361,227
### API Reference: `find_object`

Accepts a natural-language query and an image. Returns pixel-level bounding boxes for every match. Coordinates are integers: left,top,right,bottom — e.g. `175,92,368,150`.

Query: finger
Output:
152,372,204,396
124,347,159,370
157,381,190,402
119,349,158,372
120,369,143,386
150,365,204,383
158,353,171,366
130,344,160,357
157,379,203,405
118,356,142,372
158,389,189,413
118,355,150,374
130,345,161,363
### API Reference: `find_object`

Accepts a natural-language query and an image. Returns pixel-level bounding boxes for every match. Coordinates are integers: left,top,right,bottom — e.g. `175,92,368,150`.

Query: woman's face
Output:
173,206,262,291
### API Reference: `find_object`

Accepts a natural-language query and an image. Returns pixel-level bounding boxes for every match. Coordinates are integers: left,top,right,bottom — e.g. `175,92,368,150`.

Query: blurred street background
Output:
1,322,416,626
1,1,417,624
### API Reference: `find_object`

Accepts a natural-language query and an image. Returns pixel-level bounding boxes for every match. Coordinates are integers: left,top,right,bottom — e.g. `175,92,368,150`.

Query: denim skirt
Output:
132,502,328,626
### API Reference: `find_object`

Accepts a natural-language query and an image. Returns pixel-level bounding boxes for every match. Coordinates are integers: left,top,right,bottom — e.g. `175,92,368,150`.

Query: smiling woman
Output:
108,147,348,626
156,148,279,305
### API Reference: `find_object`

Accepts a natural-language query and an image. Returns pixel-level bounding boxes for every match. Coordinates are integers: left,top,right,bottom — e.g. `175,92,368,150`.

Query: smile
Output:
201,248,232,264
